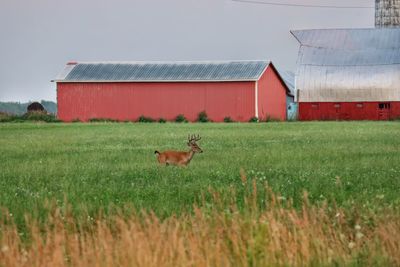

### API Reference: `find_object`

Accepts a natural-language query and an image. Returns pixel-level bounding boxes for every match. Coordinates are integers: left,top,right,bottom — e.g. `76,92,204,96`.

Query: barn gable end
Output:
257,64,292,121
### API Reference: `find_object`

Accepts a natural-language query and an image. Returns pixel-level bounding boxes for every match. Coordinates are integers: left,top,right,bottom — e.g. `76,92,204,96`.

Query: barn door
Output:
378,103,390,120
334,103,341,120
287,103,298,120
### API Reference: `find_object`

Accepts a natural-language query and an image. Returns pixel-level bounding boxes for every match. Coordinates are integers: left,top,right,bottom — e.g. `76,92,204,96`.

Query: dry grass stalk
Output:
0,185,399,267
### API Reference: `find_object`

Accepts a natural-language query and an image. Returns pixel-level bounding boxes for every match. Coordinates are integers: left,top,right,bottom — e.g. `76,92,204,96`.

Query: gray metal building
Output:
291,28,400,103
291,0,400,120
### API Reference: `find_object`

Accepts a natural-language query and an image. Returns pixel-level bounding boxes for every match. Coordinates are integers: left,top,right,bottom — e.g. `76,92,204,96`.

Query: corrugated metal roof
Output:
299,47,400,66
277,69,295,95
292,28,400,50
291,28,400,102
54,61,271,82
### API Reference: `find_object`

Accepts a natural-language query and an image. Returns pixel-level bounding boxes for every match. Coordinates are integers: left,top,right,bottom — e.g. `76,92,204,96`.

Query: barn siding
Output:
57,81,256,122
299,102,400,120
257,66,288,121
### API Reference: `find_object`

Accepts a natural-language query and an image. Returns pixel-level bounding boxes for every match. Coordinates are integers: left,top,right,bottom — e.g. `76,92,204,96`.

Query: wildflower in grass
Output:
356,232,364,239
348,242,356,249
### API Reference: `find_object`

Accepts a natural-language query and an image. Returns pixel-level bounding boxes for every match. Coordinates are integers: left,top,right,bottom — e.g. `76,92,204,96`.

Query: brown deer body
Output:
155,135,203,166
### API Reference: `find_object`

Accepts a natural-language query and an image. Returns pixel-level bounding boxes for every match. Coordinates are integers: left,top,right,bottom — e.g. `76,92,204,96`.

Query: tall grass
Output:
1,122,400,231
0,181,399,267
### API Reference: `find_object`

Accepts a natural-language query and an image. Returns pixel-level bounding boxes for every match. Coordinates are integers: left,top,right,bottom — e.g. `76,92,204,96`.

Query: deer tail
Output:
154,151,160,155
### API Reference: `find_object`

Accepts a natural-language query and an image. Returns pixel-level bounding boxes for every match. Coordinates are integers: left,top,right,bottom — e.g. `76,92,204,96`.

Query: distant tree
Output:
27,102,45,113
0,102,28,115
0,100,57,115
40,100,57,114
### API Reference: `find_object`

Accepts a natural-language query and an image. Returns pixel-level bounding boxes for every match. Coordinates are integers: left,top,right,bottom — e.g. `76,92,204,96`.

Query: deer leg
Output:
179,161,189,167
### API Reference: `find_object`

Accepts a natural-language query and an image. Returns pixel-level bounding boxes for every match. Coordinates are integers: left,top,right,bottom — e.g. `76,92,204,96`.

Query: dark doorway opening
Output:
378,102,390,120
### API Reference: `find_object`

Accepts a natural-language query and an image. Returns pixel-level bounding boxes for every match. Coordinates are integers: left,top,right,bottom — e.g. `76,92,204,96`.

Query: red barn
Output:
53,61,292,122
292,28,400,121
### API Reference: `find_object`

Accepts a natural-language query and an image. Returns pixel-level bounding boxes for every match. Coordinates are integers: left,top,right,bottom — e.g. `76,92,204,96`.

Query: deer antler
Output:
195,134,201,141
188,134,201,143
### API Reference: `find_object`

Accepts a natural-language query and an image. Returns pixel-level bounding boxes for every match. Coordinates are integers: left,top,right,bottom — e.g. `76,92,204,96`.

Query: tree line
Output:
0,100,57,115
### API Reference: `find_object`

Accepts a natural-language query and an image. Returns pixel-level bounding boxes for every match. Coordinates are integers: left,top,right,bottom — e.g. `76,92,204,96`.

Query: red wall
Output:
257,66,288,121
299,102,400,121
57,82,256,122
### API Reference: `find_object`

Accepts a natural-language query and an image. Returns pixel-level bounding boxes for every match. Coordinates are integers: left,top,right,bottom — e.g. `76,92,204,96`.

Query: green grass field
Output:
1,122,400,227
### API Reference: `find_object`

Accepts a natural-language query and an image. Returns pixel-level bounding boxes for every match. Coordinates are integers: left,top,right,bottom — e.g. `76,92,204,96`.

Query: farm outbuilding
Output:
292,28,400,120
53,61,293,122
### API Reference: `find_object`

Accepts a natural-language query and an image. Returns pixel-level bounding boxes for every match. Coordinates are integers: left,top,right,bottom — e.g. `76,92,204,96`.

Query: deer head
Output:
187,134,203,153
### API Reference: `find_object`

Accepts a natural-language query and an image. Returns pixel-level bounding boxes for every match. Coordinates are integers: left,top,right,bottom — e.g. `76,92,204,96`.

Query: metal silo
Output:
375,0,400,27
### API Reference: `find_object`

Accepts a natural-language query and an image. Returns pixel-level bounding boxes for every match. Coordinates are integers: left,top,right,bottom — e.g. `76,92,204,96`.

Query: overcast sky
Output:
0,0,374,102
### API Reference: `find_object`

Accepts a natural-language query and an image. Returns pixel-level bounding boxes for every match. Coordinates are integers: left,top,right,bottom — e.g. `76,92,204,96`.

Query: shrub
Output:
265,116,281,122
137,115,155,123
0,112,60,123
0,112,17,122
22,112,60,122
89,118,118,123
197,111,209,123
158,118,167,123
71,118,81,123
0,112,61,123
175,114,188,123
249,116,259,123
223,116,234,123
